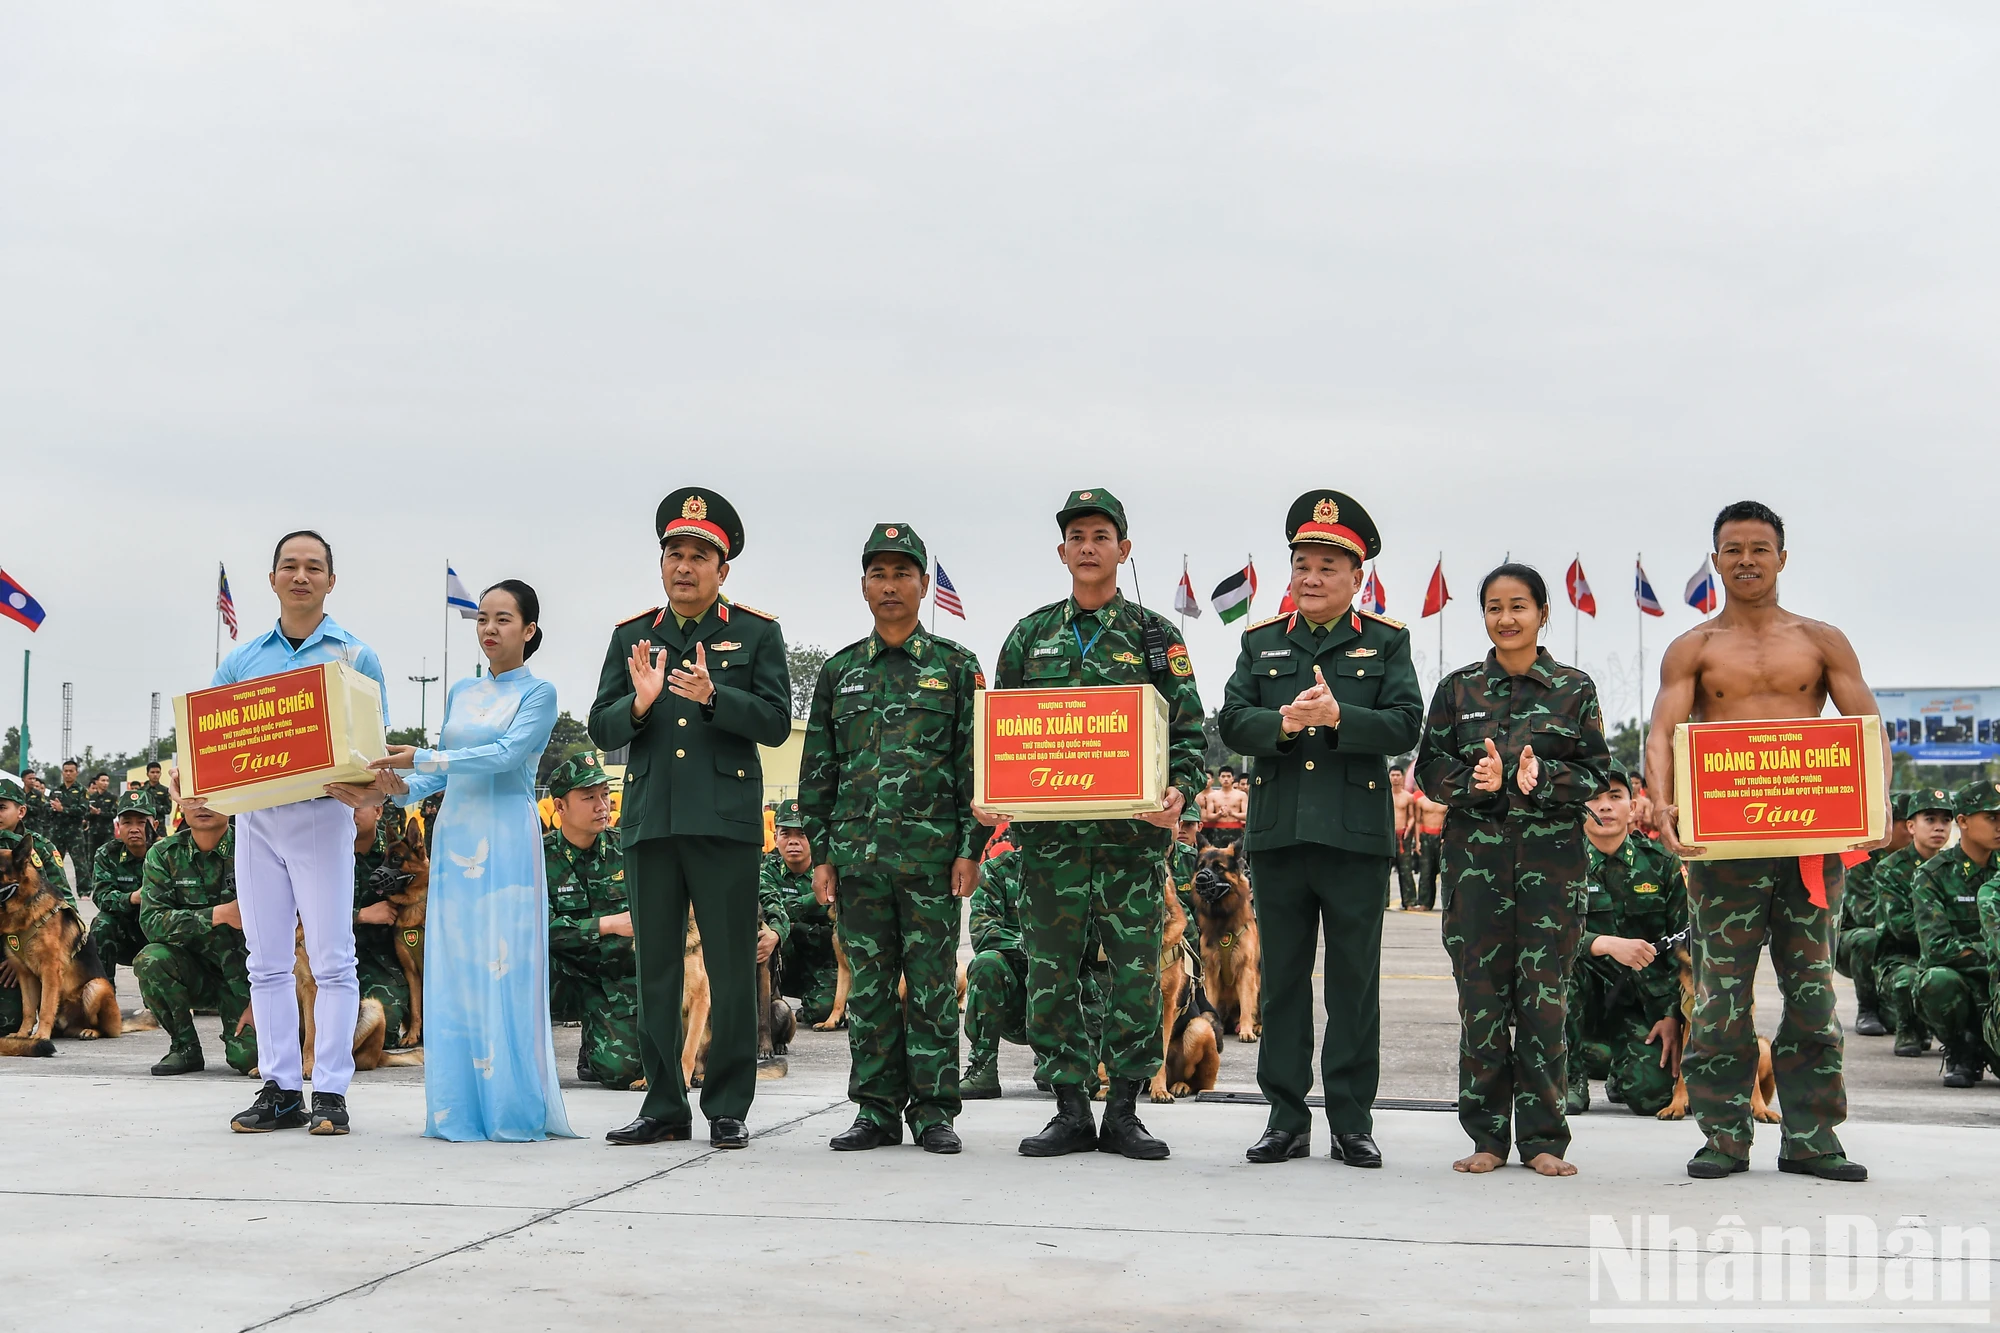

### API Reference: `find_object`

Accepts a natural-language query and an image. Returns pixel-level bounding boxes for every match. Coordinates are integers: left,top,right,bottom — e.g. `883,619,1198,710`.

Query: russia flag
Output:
1685,563,1719,614
0,568,45,632
1634,562,1665,617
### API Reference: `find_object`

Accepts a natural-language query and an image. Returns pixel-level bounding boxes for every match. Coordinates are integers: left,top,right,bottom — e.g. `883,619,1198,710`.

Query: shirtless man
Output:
1646,500,1886,1184
1413,786,1446,911
1389,766,1417,909
1199,767,1249,849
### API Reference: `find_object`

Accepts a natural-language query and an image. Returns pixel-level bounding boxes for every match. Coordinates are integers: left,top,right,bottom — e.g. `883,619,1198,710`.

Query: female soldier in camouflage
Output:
1415,564,1609,1177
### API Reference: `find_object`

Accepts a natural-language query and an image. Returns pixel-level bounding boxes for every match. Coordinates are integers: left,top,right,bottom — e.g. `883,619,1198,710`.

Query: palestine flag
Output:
1211,563,1257,623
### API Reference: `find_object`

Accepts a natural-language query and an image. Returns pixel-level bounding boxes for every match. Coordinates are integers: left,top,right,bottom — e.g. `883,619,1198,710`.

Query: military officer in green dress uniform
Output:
798,522,983,1154
588,487,791,1148
994,488,1206,1161
543,751,643,1090
763,800,836,1023
89,792,159,990
1219,490,1423,1168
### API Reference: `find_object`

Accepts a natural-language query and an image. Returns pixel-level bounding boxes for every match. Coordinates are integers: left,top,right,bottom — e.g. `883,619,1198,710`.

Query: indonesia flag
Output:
1634,561,1665,617
1361,567,1386,616
1565,558,1596,617
1684,563,1719,614
1173,561,1202,619
933,562,966,618
1421,560,1449,618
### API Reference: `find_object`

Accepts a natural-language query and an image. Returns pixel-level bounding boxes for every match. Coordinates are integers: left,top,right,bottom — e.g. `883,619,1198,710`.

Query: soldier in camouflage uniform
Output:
962,848,1029,1099
1565,769,1685,1117
799,523,983,1154
1874,787,1954,1057
46,760,87,873
134,803,256,1076
763,802,836,1023
994,489,1207,1161
349,804,415,1049
1977,841,2000,1068
89,792,158,989
0,775,74,904
1414,564,1608,1175
543,752,643,1090
1913,780,2000,1088
141,762,173,825
21,771,50,831
1833,791,1909,1039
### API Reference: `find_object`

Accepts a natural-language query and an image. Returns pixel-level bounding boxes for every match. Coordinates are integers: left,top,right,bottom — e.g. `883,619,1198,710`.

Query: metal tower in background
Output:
61,681,73,761
149,693,161,760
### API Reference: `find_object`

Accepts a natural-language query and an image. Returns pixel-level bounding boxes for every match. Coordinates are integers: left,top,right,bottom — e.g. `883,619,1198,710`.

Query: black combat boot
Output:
1852,1008,1888,1037
150,1009,205,1076
1097,1077,1170,1160
1018,1084,1097,1157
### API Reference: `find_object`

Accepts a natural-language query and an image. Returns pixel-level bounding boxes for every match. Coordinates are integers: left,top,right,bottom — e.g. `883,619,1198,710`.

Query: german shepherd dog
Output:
1656,938,1779,1123
295,924,424,1075
681,913,713,1086
0,846,122,1055
362,836,429,1046
1191,843,1262,1043
1150,864,1221,1103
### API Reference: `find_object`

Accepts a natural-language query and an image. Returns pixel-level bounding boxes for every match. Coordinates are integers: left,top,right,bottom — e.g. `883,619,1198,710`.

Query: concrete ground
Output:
9,909,1996,1330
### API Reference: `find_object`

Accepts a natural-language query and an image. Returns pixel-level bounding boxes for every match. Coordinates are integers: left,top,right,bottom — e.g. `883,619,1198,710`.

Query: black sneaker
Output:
231,1080,308,1133
309,1092,350,1136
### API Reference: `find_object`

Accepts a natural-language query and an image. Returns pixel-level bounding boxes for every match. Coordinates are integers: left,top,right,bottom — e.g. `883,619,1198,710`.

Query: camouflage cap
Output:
773,797,805,829
1056,487,1127,539
861,523,928,572
0,773,21,804
1953,780,2000,819
1888,789,1913,822
1601,765,1633,794
547,751,611,798
113,792,156,819
1907,786,1954,819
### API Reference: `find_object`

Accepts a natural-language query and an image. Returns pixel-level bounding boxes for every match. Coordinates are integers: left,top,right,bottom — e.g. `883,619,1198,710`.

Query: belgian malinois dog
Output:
0,845,122,1055
1191,842,1262,1043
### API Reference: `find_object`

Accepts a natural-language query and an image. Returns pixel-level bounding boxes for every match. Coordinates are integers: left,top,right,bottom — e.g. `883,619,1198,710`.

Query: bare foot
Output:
1452,1151,1505,1174
1525,1152,1577,1176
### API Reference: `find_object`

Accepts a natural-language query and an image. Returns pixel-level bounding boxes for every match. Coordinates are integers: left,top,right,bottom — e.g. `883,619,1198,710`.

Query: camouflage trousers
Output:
1833,925,1882,1012
357,956,414,1048
1566,961,1677,1116
574,970,644,1089
133,941,258,1074
1686,856,1845,1162
1017,838,1163,1088
90,907,149,986
1917,965,1991,1066
1874,950,1928,1039
963,948,1028,1062
1441,820,1585,1162
835,867,962,1133
781,927,839,1025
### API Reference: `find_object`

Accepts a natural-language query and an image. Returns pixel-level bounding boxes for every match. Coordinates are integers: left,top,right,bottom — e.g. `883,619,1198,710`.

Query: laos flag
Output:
0,569,45,632
1684,563,1719,614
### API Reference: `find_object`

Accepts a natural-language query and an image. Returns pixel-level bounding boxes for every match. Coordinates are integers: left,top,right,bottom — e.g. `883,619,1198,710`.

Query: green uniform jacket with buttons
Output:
1912,848,1994,975
545,825,635,978
1217,607,1423,857
91,839,149,924
798,628,984,872
1412,649,1610,827
138,827,240,952
587,597,792,846
1580,834,1686,1023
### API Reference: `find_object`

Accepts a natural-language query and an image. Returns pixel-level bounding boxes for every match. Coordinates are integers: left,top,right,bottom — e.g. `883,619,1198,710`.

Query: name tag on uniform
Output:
1461,710,1488,720
1958,895,1978,904
839,684,866,695
1259,649,1292,659
1032,646,1062,657
1345,647,1378,658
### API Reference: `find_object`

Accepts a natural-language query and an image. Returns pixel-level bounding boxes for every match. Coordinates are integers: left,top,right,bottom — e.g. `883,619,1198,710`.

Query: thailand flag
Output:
1634,562,1665,617
1361,567,1386,615
1685,563,1719,614
0,568,45,632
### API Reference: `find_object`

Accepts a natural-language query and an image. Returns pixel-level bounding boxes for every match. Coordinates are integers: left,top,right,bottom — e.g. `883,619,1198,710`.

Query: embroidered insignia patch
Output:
1633,882,1659,895
1032,646,1062,657
1167,644,1193,678
973,671,987,690
4,934,17,955
403,928,423,947
1345,647,1378,658
714,641,741,651
918,677,950,690
1112,651,1144,666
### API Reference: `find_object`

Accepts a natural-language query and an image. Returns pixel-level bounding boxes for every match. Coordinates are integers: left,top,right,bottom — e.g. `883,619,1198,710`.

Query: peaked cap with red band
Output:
656,487,745,561
1284,489,1381,561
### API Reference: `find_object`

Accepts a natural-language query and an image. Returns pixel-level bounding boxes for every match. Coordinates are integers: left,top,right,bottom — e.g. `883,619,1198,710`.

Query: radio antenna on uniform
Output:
1127,559,1171,676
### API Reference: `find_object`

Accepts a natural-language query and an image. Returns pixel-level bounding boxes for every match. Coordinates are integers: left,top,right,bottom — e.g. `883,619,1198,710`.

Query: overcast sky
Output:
5,3,1995,761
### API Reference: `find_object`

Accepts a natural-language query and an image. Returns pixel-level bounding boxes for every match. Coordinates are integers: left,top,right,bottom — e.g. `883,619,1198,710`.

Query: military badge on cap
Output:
548,750,612,798
773,798,806,829
657,487,745,560
1285,490,1381,560
861,522,928,570
1056,487,1128,539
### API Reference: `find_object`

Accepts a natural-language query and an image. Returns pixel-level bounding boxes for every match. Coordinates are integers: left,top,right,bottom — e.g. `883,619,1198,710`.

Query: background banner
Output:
1873,687,2000,763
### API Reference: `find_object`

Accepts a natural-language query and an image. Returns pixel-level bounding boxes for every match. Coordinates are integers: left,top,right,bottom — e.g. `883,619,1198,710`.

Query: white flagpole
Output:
442,559,450,713
1636,553,1646,776
1573,553,1580,665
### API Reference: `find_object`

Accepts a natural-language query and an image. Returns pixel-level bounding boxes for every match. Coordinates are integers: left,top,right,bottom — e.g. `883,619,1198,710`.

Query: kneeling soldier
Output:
1566,768,1685,1117
763,801,836,1023
1833,791,1908,1038
89,792,159,991
801,523,982,1154
961,848,1028,1099
134,803,256,1077
1875,788,1955,1056
1913,781,2000,1088
350,804,415,1048
544,752,643,1090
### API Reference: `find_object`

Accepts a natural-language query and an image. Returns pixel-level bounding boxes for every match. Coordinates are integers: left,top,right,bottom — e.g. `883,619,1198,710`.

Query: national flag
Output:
1684,562,1718,615
1421,560,1450,618
1211,564,1257,623
446,564,478,619
1635,561,1665,617
1361,567,1386,616
217,563,238,640
933,562,966,618
1565,558,1596,617
1277,588,1296,615
1173,561,1202,619
0,568,45,632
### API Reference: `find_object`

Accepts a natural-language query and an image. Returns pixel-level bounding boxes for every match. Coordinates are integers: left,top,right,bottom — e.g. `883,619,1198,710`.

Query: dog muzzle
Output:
0,883,16,906
1194,868,1233,909
366,863,415,901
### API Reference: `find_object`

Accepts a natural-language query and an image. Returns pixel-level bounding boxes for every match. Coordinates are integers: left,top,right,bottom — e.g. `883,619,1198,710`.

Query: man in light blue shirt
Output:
181,530,392,1137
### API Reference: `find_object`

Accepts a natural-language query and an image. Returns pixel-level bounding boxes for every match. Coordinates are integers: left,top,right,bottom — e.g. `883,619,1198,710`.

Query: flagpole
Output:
1436,550,1444,679
441,559,450,739
1573,553,1580,665
214,563,223,671
1636,552,1646,777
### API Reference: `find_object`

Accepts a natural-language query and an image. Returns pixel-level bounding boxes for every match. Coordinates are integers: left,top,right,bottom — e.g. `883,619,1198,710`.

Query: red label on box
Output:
1684,717,1872,843
981,685,1148,806
185,666,337,795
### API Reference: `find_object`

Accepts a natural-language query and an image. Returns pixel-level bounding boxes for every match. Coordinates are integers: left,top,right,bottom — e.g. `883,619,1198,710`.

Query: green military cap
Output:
113,792,155,819
657,486,745,561
547,751,611,798
1908,786,1954,819
1601,765,1633,794
773,797,805,829
0,773,21,804
861,522,928,571
1952,780,2000,818
1056,487,1128,539
1888,789,1913,822
1284,490,1382,561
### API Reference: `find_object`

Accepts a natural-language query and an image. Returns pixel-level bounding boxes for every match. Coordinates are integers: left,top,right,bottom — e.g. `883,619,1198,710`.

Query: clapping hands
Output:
1472,738,1541,795
1279,665,1341,734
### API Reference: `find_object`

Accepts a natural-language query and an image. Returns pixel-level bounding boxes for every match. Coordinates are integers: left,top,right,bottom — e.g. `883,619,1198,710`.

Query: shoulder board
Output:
833,637,871,659
1359,608,1405,631
616,606,660,627
1245,612,1288,632
728,601,778,621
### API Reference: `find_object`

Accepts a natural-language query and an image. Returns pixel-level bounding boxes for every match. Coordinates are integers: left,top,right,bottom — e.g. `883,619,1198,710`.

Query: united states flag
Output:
217,563,238,639
933,561,966,618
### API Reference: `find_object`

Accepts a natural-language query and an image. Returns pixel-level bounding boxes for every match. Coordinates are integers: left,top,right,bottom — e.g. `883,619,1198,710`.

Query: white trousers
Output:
236,799,359,1095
